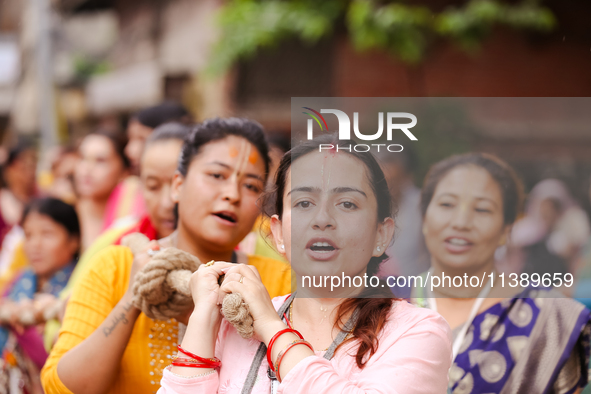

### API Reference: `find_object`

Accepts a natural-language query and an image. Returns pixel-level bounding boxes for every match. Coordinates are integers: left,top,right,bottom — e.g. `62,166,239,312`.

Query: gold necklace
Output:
290,300,344,352
290,301,358,353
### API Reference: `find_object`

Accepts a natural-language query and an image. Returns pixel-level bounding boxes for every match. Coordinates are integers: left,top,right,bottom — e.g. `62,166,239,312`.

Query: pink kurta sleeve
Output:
158,368,219,394
278,302,452,394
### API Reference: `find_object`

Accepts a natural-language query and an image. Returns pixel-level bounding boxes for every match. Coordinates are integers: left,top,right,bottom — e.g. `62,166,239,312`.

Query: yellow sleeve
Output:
41,246,133,394
247,255,293,298
59,226,131,300
43,227,131,354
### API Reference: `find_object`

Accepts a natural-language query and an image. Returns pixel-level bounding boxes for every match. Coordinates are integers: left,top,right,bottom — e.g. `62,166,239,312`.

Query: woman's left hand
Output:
218,264,285,343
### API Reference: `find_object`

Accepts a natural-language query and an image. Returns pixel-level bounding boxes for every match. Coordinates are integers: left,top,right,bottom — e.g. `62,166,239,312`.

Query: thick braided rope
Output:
122,233,254,338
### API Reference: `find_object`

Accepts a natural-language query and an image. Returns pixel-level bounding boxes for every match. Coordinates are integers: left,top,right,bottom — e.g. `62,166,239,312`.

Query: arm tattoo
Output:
103,301,133,337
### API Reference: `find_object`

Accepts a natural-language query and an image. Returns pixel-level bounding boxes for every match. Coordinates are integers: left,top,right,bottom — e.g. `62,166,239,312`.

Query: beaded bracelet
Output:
274,339,314,382
266,329,304,372
167,366,216,379
177,345,221,368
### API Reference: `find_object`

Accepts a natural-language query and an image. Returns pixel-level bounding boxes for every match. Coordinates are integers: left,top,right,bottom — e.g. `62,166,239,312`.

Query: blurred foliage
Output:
209,0,556,72
73,55,110,82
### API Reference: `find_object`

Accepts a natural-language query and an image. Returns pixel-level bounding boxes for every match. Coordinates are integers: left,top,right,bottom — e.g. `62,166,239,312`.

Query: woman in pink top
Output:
159,135,453,393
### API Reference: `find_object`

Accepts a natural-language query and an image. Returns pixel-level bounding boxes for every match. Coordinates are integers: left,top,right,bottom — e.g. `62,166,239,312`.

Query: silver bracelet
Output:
167,366,216,379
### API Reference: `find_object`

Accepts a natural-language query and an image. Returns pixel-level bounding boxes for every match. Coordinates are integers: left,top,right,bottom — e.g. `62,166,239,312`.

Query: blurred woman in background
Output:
41,123,194,351
115,122,191,243
0,197,79,394
0,143,37,229
75,130,130,250
414,153,591,394
0,143,38,274
53,122,189,296
105,101,192,225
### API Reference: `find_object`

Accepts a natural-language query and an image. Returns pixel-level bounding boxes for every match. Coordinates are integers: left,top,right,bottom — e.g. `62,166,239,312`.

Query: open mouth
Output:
309,242,337,253
306,238,339,252
445,237,472,246
213,211,238,224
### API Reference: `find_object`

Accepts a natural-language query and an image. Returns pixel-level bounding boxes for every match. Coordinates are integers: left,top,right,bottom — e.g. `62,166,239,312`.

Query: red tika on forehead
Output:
248,150,259,164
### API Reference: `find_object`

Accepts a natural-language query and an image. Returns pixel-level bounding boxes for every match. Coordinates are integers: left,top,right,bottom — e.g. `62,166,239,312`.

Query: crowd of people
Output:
0,102,588,393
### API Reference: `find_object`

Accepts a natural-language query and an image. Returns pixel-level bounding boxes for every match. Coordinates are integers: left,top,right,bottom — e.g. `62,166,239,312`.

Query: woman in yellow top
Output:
41,118,292,394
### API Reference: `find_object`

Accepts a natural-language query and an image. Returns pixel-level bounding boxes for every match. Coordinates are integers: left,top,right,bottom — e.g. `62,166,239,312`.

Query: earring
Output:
377,246,381,252
280,244,285,251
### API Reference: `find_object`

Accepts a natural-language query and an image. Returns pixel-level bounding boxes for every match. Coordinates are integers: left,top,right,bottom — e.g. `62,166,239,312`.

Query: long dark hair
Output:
421,152,524,226
265,134,397,368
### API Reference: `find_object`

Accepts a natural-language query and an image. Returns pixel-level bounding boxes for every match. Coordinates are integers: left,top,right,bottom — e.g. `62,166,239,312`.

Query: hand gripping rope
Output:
122,233,255,339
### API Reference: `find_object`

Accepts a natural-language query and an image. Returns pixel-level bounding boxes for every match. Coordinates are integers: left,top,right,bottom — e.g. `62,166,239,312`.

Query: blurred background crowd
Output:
0,0,590,392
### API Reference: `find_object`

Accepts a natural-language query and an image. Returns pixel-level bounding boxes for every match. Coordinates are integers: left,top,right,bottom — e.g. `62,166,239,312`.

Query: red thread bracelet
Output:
177,345,221,368
274,339,314,382
173,357,210,364
266,328,303,372
171,356,214,369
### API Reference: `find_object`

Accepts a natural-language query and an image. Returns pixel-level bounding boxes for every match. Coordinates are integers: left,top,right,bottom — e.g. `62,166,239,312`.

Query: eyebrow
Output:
207,161,265,182
438,192,499,207
287,186,367,197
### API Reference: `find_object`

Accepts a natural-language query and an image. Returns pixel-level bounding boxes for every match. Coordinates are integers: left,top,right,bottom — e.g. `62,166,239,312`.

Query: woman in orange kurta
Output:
41,118,292,394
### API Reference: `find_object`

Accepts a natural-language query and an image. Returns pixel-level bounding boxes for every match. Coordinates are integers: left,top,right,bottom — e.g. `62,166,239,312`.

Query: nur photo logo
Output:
302,107,418,152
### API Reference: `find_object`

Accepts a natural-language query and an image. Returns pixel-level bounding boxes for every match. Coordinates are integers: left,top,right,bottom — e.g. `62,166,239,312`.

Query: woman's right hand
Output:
126,240,161,296
188,261,237,310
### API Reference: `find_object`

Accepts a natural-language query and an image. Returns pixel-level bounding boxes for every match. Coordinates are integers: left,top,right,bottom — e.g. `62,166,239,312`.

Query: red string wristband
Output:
176,345,221,368
173,357,212,364
266,329,303,372
274,339,314,382
171,357,216,368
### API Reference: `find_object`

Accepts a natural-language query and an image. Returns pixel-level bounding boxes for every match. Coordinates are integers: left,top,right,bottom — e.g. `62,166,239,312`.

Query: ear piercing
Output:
279,244,285,251
377,246,381,252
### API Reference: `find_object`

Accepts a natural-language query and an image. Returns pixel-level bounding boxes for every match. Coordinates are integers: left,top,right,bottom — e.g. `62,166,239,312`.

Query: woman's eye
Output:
244,183,261,193
439,202,454,208
210,173,223,180
295,201,312,208
475,208,492,213
340,201,358,210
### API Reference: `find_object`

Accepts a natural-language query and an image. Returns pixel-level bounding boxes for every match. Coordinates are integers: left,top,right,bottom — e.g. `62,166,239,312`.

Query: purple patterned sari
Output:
416,287,591,394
